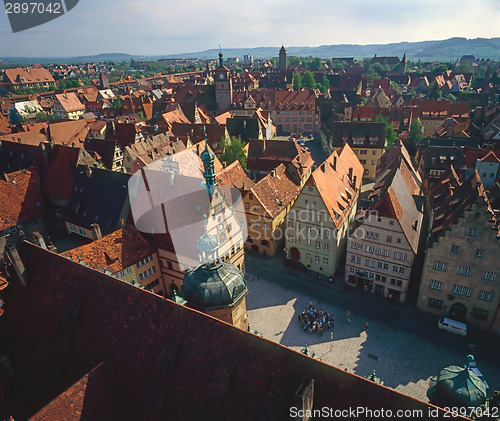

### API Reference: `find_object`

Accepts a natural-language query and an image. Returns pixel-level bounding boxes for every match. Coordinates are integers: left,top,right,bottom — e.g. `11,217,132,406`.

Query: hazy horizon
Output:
1,0,499,57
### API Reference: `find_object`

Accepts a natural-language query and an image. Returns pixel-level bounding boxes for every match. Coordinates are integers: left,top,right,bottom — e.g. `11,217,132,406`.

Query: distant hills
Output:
2,37,499,64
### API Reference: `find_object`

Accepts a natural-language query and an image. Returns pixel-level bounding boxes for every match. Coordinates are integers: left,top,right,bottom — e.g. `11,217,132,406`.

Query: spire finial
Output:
218,44,223,67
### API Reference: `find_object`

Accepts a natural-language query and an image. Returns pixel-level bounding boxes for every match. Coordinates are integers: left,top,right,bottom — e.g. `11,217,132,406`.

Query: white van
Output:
438,317,467,336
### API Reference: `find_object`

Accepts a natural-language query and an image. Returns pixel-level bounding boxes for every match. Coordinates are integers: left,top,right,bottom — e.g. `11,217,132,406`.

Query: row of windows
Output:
358,150,378,155
430,279,493,301
288,236,329,251
144,278,160,291
139,265,157,281
364,233,402,244
118,267,133,277
450,244,484,257
136,255,154,268
348,268,402,287
288,222,331,239
306,254,329,265
427,299,490,321
432,262,497,281
248,220,268,230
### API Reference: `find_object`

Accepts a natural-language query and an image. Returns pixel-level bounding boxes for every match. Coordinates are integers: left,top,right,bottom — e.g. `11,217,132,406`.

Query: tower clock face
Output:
218,73,225,80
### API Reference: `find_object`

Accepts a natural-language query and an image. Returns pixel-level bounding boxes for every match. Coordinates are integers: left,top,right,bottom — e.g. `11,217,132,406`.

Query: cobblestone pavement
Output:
246,273,500,403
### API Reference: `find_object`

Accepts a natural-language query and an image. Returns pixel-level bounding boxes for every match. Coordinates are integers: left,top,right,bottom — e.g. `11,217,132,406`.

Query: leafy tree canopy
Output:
219,137,247,171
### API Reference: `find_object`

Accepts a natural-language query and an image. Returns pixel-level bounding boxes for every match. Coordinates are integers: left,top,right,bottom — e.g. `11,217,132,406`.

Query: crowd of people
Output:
298,302,334,335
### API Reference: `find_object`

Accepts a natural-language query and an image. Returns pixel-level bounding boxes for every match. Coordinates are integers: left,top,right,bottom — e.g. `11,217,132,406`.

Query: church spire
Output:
218,44,223,67
200,127,217,193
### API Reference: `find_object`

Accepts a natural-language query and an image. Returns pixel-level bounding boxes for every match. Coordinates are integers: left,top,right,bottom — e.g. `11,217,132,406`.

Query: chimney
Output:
271,169,277,177
262,138,266,153
294,378,314,421
32,232,47,249
333,155,337,171
322,162,327,173
5,245,27,287
3,173,9,182
91,223,102,240
84,165,92,178
353,175,357,189
196,142,201,156
348,167,353,181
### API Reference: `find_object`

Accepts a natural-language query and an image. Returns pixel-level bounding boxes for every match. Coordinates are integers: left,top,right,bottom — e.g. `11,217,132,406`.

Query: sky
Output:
0,0,499,57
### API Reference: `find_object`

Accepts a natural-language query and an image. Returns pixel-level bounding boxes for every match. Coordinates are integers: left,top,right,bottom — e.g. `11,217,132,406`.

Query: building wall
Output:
209,295,248,330
114,253,164,296
476,160,499,188
417,203,500,331
344,214,416,303
335,147,383,180
285,185,356,277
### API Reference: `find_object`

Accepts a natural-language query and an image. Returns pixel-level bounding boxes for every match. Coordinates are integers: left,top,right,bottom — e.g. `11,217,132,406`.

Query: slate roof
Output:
0,242,449,420
330,121,386,149
83,138,119,170
0,168,45,231
65,166,131,234
62,225,155,274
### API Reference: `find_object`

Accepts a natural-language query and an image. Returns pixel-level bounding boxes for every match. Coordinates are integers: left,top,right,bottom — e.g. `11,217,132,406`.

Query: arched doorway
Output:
290,247,300,260
448,303,467,322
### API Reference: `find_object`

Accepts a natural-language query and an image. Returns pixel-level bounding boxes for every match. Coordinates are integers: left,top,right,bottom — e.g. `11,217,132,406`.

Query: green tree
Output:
293,72,302,89
325,59,333,69
447,93,457,102
408,119,423,149
375,114,397,149
318,73,329,94
455,62,473,74
309,57,322,70
302,71,316,89
219,137,247,171
288,56,302,67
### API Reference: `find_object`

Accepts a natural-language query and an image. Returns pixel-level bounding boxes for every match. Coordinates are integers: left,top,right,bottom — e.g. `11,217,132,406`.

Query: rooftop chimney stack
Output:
333,155,337,171
5,245,28,287
294,377,314,421
348,167,353,181
32,232,47,249
91,223,102,240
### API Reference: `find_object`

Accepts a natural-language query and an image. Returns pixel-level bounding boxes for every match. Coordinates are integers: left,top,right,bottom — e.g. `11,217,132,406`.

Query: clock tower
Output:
215,51,233,113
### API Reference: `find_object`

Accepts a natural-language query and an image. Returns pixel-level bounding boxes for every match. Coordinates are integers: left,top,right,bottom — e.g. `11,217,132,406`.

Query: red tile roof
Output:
0,130,47,146
1,242,452,420
0,168,45,231
4,66,54,86
48,120,89,147
216,160,255,191
62,225,156,274
309,144,363,228
55,92,85,113
251,164,300,219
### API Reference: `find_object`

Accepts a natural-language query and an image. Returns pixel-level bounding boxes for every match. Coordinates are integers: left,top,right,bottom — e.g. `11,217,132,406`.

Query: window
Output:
483,271,497,281
295,236,300,244
307,239,311,247
394,252,407,261
245,203,250,209
119,270,125,277
471,308,488,321
324,243,329,251
383,263,389,271
433,261,447,272
479,290,493,302
396,238,402,244
428,298,443,309
429,280,443,290
351,242,362,250
475,249,483,258
468,227,477,236
306,253,312,261
450,244,459,254
377,262,383,269
263,222,268,231
452,284,472,297
126,267,132,274
255,221,260,229
288,221,293,228
386,236,392,243
323,258,328,266
457,266,471,277
315,241,320,249
315,256,320,263
324,230,330,239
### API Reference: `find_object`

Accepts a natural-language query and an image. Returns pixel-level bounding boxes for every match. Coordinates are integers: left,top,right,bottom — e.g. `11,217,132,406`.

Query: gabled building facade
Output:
417,172,500,332
285,145,363,277
345,169,424,303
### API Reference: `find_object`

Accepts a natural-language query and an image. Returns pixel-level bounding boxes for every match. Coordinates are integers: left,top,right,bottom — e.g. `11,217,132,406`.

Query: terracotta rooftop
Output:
48,120,89,147
0,242,452,420
309,144,363,228
4,66,54,85
62,225,156,275
0,130,47,146
55,92,85,113
0,168,45,231
216,160,255,192
251,164,300,219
